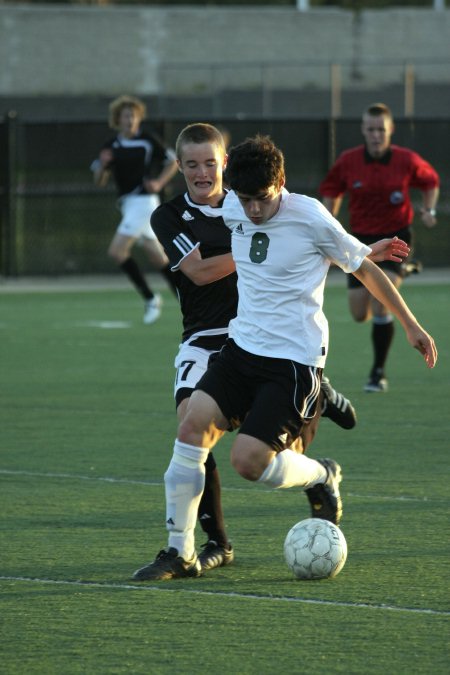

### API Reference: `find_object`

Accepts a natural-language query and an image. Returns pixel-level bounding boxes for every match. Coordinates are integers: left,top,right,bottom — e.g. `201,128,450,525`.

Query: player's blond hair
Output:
175,123,227,160
108,95,147,130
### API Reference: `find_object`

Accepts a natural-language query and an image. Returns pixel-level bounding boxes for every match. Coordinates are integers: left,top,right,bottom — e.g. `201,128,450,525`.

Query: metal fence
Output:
157,60,450,120
1,115,449,277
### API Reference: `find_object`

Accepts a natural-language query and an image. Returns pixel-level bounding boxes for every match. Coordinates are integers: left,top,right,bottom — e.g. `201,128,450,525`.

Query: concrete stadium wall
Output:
1,5,449,97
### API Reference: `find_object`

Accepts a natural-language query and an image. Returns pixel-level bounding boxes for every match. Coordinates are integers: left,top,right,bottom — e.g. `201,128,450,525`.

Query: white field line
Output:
0,468,436,502
0,575,448,616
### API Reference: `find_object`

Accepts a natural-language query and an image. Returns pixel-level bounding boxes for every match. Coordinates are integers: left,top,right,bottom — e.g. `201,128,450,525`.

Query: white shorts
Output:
117,194,160,240
174,343,214,398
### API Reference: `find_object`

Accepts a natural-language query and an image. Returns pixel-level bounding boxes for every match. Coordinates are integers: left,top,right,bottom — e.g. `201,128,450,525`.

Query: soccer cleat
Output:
198,540,234,571
132,547,202,581
401,259,423,278
305,458,343,525
320,376,357,429
143,293,162,325
364,369,388,393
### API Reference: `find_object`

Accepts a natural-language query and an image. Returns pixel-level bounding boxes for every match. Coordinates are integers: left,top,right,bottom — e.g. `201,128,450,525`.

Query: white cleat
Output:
143,294,162,325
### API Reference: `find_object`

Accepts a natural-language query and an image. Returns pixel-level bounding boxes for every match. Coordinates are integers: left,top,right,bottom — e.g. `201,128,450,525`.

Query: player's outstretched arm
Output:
368,236,410,263
179,247,236,286
92,148,113,187
419,187,439,229
352,259,438,369
144,158,178,194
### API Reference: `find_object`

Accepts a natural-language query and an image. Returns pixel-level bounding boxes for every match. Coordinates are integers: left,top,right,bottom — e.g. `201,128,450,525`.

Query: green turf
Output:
1,282,449,674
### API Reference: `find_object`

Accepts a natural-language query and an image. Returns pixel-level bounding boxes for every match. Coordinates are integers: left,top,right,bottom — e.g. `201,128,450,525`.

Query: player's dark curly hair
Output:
176,123,226,160
224,135,285,194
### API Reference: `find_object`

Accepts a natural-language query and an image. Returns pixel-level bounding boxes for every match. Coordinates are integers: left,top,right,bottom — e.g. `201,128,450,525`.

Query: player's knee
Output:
108,246,124,263
177,416,212,447
351,308,370,322
177,418,198,445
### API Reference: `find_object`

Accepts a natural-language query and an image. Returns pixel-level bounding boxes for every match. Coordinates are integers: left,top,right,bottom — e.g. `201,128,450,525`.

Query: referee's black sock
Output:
371,316,394,375
198,453,229,548
120,257,154,301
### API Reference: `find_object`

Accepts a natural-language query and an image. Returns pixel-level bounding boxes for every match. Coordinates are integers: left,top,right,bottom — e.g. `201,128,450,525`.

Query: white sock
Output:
164,439,209,560
258,449,327,489
373,313,394,325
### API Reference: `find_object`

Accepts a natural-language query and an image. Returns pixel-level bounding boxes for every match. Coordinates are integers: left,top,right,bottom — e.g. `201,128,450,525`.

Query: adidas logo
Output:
235,223,244,234
166,517,175,525
182,210,194,221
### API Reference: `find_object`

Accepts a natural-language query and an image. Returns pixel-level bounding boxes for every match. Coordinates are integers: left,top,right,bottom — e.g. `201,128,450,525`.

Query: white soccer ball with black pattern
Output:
284,517,347,580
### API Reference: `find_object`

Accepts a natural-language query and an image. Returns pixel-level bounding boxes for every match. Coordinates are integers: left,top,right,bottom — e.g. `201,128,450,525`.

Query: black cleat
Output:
198,540,234,571
364,369,388,393
321,376,357,429
132,547,202,581
305,458,343,525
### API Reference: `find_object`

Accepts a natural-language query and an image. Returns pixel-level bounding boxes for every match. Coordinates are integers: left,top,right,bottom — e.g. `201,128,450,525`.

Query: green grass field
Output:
1,278,449,674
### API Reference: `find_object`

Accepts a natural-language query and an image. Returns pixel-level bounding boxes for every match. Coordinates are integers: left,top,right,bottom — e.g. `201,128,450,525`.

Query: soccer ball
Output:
284,518,347,580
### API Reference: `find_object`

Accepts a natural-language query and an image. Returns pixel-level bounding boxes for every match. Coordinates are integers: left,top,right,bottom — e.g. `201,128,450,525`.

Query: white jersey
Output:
222,188,371,367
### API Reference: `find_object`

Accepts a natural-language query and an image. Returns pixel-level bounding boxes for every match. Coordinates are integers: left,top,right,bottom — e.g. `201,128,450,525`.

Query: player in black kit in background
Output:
92,95,178,324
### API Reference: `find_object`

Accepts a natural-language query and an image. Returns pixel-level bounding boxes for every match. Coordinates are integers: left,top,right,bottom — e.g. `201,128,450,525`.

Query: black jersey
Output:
102,129,174,197
151,193,238,342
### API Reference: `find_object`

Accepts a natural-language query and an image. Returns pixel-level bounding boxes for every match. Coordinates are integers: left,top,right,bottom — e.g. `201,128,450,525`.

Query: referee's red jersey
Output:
319,144,439,236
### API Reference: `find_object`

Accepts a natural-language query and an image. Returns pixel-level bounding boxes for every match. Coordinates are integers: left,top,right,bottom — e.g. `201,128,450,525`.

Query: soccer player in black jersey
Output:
92,95,178,324
133,123,361,580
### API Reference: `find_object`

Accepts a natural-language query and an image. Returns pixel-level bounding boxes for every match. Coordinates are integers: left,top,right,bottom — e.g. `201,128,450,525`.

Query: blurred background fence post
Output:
1,112,19,277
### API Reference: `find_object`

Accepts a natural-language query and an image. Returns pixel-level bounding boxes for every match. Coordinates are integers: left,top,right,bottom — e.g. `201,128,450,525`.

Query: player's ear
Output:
222,153,228,170
177,158,183,174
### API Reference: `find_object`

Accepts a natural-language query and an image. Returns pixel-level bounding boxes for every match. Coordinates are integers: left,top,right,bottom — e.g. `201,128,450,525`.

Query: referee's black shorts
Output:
195,339,322,453
348,226,412,289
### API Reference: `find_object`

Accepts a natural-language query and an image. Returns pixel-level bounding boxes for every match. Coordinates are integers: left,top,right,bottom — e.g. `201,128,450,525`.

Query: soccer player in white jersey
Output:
132,133,432,581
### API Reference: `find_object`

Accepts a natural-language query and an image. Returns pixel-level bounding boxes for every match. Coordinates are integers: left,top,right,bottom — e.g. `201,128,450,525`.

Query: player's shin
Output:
258,449,327,489
164,439,209,560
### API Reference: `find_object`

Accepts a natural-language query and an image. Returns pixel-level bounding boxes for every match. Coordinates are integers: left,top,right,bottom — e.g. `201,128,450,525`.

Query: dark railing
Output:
0,115,449,276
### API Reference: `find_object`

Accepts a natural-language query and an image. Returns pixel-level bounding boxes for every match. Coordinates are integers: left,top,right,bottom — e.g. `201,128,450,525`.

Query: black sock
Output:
120,257,154,300
198,453,229,548
160,264,178,297
371,319,394,375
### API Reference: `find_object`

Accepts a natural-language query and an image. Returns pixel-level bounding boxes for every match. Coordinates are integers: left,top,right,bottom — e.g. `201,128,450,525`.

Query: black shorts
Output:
348,226,412,289
195,339,322,453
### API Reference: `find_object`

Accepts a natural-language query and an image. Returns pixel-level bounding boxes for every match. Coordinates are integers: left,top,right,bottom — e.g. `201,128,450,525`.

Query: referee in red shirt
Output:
320,102,439,392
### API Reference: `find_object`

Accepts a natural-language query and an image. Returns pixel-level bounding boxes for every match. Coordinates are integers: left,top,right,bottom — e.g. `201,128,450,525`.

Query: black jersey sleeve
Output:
144,131,176,178
151,200,199,270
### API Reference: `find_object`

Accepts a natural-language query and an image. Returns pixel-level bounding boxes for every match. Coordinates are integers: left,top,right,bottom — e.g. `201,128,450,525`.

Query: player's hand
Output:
368,237,410,263
419,208,437,229
99,148,114,168
406,324,438,369
144,179,161,194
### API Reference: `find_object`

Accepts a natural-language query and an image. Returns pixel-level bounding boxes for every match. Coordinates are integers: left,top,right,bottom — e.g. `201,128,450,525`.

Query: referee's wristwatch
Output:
425,208,436,217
